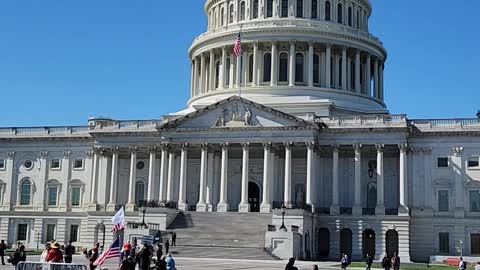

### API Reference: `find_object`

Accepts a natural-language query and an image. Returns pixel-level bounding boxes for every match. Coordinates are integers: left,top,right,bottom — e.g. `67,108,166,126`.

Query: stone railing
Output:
320,114,407,128
409,118,480,132
88,119,165,132
0,126,90,138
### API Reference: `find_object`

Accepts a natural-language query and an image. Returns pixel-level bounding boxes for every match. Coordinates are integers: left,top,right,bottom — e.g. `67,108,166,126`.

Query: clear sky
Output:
0,1,478,127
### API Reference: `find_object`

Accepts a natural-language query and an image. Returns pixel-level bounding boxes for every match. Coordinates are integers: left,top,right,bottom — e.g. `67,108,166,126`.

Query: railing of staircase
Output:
385,208,399,216
272,201,314,212
340,207,353,215
138,200,178,209
362,208,375,216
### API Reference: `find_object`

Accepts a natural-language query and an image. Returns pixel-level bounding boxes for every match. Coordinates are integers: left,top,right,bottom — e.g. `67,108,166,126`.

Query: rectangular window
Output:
296,0,303,17
266,0,273,17
281,0,288,17
472,234,480,255
468,156,480,168
46,224,56,242
74,159,84,170
470,190,480,212
438,190,449,212
48,187,58,206
70,225,79,242
439,232,450,254
17,224,28,241
0,159,5,170
71,187,81,206
50,159,61,170
437,157,449,168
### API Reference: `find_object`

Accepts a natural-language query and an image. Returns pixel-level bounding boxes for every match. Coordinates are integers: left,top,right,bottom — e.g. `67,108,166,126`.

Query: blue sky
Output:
0,1,478,127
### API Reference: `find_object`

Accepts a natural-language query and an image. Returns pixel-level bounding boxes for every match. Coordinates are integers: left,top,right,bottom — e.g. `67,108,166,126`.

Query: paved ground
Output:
2,255,337,270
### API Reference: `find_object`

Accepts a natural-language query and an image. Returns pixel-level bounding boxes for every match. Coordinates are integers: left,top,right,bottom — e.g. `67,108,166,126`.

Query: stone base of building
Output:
260,202,272,213
196,202,208,212
238,202,250,213
217,202,229,212
178,202,189,211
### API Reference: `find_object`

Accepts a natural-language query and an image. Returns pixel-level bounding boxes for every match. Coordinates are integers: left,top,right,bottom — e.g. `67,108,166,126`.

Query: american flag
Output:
111,206,125,233
233,33,242,58
94,238,120,266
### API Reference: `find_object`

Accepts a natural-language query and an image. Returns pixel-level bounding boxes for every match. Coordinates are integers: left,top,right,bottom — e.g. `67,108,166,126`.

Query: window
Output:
281,0,289,17
470,190,480,212
221,8,225,25
48,186,58,206
337,3,343,23
350,60,355,89
225,57,231,86
295,53,304,83
229,4,234,24
348,7,352,26
325,1,331,21
266,0,273,18
313,54,320,84
20,179,31,206
438,190,449,212
135,181,145,204
240,1,246,21
296,0,303,18
0,159,5,170
50,159,60,170
311,0,318,19
215,61,220,88
71,187,81,206
439,232,449,254
437,157,449,168
74,159,83,170
468,156,480,168
263,53,272,82
136,161,145,170
472,234,480,255
253,0,259,19
279,53,288,82
70,225,79,242
17,224,28,241
357,10,360,29
46,224,56,242
248,54,254,83
24,160,33,170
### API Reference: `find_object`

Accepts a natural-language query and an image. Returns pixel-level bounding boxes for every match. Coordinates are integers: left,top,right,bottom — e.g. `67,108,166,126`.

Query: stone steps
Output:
167,245,279,260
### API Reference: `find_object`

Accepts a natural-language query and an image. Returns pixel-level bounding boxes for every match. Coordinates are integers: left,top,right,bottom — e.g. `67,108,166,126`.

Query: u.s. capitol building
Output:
1,0,479,263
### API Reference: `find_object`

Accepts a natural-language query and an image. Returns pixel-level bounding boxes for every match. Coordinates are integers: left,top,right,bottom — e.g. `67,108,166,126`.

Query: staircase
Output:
164,212,277,260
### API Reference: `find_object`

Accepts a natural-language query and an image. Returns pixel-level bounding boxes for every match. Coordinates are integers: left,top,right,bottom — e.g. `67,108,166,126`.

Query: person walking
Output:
391,252,400,270
47,242,64,263
40,243,51,262
365,253,373,270
156,243,163,262
165,254,176,270
459,257,467,270
64,240,75,263
0,240,7,265
171,232,177,247
382,254,391,270
285,257,298,270
84,243,100,270
138,243,152,270
341,253,349,270
165,240,170,255
312,265,319,270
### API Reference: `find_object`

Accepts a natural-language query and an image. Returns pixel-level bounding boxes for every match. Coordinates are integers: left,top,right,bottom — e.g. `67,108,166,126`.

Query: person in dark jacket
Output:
156,243,163,262
165,240,170,254
138,244,152,270
382,254,391,270
64,240,75,263
285,257,298,270
391,252,400,270
171,232,176,247
157,255,167,270
365,253,374,270
10,245,26,266
84,243,100,270
0,240,7,265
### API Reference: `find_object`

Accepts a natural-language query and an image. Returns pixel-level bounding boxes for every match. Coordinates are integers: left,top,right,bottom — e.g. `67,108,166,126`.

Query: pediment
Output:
159,96,316,130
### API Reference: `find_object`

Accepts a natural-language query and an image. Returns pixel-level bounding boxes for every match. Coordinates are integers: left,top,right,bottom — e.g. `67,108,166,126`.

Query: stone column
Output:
59,151,71,211
147,147,157,201
325,45,332,88
193,58,199,95
229,54,235,89
178,144,189,211
270,41,278,86
424,148,433,210
1,152,15,211
197,144,208,212
89,149,100,210
289,41,296,86
166,151,175,202
375,144,385,215
239,143,250,212
252,42,258,87
308,42,314,87
353,144,362,216
126,147,138,211
374,58,379,99
200,54,206,94
206,152,214,212
398,144,409,215
261,143,272,213
341,47,347,90
190,61,195,97
217,144,230,212
331,145,340,214
220,47,226,89
366,55,371,96
284,143,293,208
306,142,315,208
452,146,465,217
209,51,215,91
379,61,384,100
107,147,119,211
355,50,361,93
159,146,168,202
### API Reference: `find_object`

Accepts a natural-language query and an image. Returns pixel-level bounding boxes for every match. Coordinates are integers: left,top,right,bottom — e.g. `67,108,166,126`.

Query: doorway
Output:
363,229,376,258
386,230,399,257
248,181,260,212
340,228,353,257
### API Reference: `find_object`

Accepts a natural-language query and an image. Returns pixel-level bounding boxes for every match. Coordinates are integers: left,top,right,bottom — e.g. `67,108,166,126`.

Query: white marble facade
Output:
1,0,480,263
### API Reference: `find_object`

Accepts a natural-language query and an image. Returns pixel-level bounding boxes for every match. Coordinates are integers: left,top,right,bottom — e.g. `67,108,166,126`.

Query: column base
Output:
125,203,136,212
106,203,117,212
196,202,208,212
398,205,409,216
375,206,385,216
330,205,340,215
284,201,293,209
89,203,99,211
217,202,229,212
178,202,189,211
352,206,362,216
206,203,213,212
238,202,250,213
260,202,272,213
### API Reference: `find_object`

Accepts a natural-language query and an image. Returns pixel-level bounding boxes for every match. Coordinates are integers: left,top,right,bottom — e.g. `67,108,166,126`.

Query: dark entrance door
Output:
363,229,376,258
386,230,399,257
248,182,260,212
340,228,353,258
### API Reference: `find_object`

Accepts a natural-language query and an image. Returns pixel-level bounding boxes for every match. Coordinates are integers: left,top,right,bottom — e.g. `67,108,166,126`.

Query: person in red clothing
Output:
47,242,64,263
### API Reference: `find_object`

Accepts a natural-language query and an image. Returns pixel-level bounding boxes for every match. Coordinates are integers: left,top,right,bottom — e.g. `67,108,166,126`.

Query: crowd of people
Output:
119,238,177,270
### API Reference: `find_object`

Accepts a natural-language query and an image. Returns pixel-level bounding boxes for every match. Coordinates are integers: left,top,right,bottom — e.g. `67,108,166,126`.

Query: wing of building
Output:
1,0,480,263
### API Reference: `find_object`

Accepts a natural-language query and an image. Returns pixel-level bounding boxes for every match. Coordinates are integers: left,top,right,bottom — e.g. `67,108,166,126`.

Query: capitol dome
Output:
187,0,387,116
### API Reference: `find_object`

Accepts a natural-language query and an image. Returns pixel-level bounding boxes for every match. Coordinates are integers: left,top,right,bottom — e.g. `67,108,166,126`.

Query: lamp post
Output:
34,229,40,252
459,240,464,257
141,206,148,229
98,223,106,252
279,205,287,232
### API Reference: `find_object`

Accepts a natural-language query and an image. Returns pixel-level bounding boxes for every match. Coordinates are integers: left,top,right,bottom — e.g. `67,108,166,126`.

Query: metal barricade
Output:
16,262,88,270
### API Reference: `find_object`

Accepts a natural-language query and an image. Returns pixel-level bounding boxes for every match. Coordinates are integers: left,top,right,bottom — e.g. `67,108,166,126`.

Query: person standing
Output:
157,255,167,270
171,232,176,247
474,261,480,270
64,240,75,263
365,253,373,270
47,242,64,263
84,243,100,270
0,240,6,265
459,257,467,270
138,243,152,270
391,252,400,270
156,243,163,262
10,245,26,266
381,254,391,270
165,240,170,255
165,254,176,270
285,257,298,270
341,253,349,270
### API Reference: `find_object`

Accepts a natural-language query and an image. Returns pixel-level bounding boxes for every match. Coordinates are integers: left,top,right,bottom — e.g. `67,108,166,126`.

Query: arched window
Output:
279,52,288,82
240,1,246,21
325,1,331,21
225,57,231,86
348,7,352,26
263,53,272,82
337,3,343,23
253,0,259,19
281,0,289,17
135,180,145,204
311,0,318,19
229,4,234,24
266,0,273,18
296,0,304,18
330,56,334,87
295,53,304,83
20,179,31,206
221,8,225,26
313,54,320,84
248,54,254,83
215,61,220,89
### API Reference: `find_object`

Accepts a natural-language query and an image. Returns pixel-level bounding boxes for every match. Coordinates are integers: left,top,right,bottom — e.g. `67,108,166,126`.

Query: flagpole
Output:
238,25,243,98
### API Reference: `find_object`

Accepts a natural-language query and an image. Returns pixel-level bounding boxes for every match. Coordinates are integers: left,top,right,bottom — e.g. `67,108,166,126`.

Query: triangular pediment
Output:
159,96,316,130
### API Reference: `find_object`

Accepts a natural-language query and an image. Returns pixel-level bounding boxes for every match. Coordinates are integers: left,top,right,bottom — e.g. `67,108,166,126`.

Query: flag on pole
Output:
234,32,242,58
94,238,121,266
111,206,125,233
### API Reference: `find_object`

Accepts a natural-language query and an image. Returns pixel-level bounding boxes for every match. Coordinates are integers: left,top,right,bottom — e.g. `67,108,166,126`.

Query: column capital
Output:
201,143,209,151
149,146,159,154
220,143,229,149
241,142,250,150
353,144,363,151
160,143,170,151
63,150,71,158
309,41,315,47
262,142,272,150
284,142,294,150
129,146,138,154
398,144,408,153
39,151,48,159
306,141,316,150
375,144,385,152
86,150,95,159
452,146,464,156
325,43,332,49
423,147,432,154
180,143,189,151
290,40,296,46
332,144,340,152
7,151,16,159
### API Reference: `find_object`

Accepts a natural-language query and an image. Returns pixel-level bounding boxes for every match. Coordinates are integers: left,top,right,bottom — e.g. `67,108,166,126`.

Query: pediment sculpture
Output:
214,103,257,128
